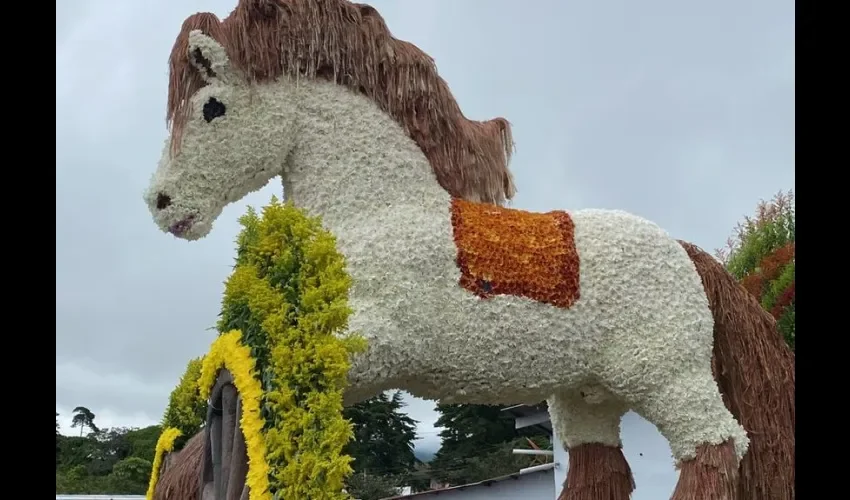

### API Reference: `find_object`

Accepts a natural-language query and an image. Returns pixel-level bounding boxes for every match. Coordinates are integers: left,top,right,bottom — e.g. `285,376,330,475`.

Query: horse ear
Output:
187,30,235,83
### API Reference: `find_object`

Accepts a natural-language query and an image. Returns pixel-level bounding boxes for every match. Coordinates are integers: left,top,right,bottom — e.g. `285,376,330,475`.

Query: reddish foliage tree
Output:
717,190,794,350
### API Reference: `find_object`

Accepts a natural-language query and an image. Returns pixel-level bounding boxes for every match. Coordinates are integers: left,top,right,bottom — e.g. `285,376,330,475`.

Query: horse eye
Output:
202,98,226,123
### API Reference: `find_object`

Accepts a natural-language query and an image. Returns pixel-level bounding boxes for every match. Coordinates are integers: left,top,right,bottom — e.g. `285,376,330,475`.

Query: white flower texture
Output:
145,33,749,464
144,31,300,240
547,386,628,449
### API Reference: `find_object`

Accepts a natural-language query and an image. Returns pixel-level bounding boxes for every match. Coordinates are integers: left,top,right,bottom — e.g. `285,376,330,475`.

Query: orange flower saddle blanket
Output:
450,198,581,309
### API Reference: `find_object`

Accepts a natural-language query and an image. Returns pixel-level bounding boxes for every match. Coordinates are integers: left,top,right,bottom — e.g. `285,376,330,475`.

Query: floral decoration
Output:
199,329,272,500
450,198,581,308
216,197,364,499
148,62,749,463
160,356,206,449
145,426,183,500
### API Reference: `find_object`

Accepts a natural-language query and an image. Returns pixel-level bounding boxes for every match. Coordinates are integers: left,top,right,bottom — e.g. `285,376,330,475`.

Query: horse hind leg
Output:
548,387,635,500
632,369,749,500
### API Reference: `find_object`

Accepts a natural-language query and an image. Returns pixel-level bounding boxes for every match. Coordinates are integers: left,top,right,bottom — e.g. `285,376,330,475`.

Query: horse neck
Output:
283,79,449,230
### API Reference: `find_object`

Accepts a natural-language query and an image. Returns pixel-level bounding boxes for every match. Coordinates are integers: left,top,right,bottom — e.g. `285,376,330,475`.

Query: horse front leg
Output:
548,386,634,500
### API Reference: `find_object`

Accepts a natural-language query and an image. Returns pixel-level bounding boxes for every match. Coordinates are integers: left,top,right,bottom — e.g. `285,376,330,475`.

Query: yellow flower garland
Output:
199,329,272,500
145,426,183,500
217,199,364,499
152,199,362,499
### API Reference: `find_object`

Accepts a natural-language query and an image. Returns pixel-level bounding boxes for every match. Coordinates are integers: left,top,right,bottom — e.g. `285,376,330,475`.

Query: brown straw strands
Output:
167,0,515,205
558,444,635,500
671,440,738,500
680,241,795,500
154,431,205,500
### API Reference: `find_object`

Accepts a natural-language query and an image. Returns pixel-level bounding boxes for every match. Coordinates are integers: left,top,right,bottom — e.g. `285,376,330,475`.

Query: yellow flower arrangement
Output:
145,426,183,500
161,356,206,447
216,197,365,499
199,329,272,500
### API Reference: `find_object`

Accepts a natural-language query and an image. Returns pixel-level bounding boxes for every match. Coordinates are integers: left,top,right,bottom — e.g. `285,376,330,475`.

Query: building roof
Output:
501,403,552,434
379,466,554,499
382,403,556,499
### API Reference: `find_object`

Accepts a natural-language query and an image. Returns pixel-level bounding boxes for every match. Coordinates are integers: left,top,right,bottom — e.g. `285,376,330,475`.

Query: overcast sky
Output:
56,0,794,497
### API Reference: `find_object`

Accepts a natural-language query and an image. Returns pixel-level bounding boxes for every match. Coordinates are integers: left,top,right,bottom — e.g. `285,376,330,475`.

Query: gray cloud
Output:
57,0,793,497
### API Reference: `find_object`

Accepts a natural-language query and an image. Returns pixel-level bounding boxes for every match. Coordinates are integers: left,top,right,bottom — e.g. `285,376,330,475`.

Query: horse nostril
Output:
156,193,172,210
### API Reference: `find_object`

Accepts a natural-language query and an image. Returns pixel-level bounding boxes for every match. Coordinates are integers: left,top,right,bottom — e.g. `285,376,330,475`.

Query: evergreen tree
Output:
433,404,519,458
343,391,419,475
345,472,404,500
430,404,550,485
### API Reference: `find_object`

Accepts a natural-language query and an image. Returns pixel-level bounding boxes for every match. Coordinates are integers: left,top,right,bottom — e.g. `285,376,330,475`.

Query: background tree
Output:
57,412,62,468
122,425,161,463
111,456,153,485
717,189,795,350
71,406,99,436
345,472,404,500
430,404,551,485
438,436,551,486
56,421,162,495
343,391,418,476
406,462,435,492
58,435,101,472
93,426,162,465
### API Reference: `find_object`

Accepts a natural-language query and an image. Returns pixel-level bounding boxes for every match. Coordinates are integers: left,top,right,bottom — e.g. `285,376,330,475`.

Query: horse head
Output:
144,29,299,240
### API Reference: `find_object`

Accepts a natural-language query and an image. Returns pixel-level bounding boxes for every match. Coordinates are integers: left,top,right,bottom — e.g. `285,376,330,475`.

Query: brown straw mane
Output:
167,0,516,205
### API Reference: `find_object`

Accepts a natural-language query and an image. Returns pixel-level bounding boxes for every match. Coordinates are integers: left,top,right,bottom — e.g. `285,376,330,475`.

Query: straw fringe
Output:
154,431,204,500
671,440,738,500
680,241,795,500
559,444,635,500
167,0,515,205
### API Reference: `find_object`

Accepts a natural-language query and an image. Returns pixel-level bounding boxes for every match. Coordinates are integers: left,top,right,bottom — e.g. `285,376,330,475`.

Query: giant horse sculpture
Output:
144,1,795,499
